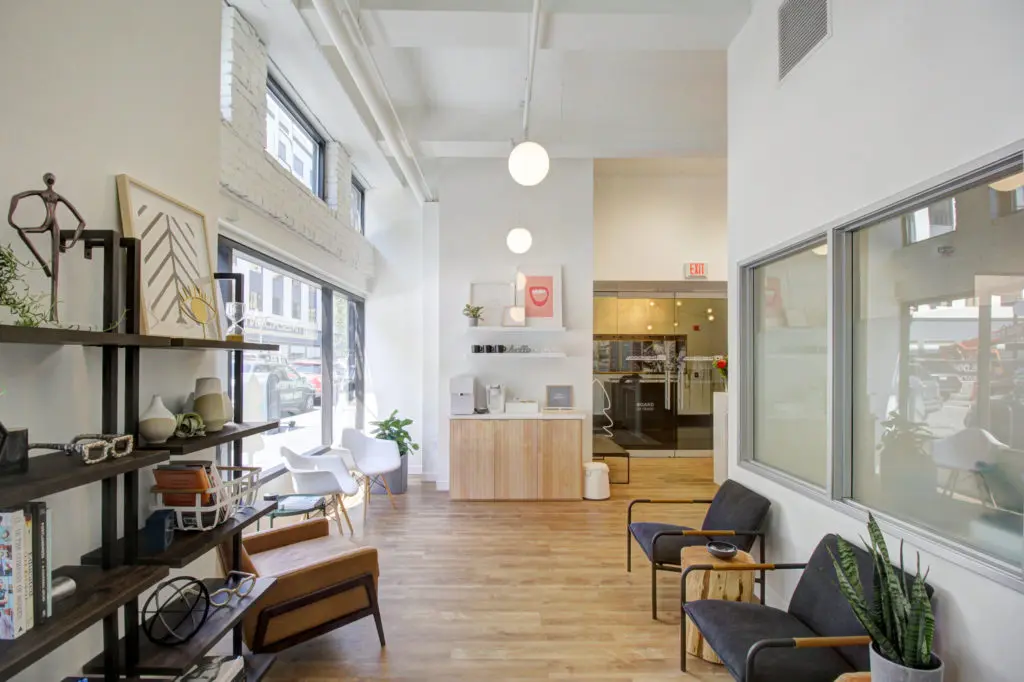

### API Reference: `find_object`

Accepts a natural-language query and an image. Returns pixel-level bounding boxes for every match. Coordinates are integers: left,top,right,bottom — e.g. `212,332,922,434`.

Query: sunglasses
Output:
208,571,257,608
30,433,134,465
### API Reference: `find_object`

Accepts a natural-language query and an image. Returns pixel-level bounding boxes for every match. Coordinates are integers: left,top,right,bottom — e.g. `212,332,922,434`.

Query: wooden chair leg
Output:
336,494,355,535
330,501,345,536
363,476,370,522
380,475,398,510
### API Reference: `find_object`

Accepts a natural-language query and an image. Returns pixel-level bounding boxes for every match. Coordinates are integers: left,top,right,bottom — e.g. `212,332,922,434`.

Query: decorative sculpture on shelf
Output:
178,284,217,339
141,577,211,646
0,420,29,476
7,173,87,323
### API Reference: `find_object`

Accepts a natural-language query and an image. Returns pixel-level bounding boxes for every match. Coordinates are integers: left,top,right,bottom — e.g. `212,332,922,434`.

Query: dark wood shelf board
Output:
0,449,171,508
0,565,169,681
0,324,171,348
167,337,280,351
80,500,277,568
138,421,280,455
82,577,277,676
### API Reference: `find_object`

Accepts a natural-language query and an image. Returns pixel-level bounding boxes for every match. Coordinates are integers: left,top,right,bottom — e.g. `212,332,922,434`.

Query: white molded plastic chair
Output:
281,446,360,535
341,428,401,519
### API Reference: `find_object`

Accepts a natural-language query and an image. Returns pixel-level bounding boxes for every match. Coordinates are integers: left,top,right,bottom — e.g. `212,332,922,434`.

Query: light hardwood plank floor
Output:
265,457,733,681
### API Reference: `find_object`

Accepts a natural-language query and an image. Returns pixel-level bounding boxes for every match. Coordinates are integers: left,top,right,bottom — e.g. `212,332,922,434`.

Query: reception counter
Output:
449,413,584,500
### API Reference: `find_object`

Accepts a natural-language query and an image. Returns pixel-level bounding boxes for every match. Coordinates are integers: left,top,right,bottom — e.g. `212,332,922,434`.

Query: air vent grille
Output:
778,0,829,81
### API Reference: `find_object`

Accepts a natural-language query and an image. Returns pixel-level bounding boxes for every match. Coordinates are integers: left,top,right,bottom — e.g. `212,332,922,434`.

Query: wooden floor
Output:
265,458,733,681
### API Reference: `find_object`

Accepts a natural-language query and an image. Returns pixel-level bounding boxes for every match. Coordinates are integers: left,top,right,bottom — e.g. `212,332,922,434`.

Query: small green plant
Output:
877,411,932,458
370,409,420,457
462,303,483,319
0,243,51,326
174,412,206,439
829,513,936,670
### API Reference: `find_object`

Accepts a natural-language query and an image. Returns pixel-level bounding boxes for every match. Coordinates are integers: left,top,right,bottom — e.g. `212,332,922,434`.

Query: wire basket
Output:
151,465,261,532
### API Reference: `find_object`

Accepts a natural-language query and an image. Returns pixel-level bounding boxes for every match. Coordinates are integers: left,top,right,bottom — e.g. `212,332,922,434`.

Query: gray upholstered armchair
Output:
627,479,771,619
681,533,933,682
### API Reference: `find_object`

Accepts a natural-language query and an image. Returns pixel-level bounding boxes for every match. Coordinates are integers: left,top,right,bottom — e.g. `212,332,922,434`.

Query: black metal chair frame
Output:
628,499,767,619
251,571,385,653
679,561,870,677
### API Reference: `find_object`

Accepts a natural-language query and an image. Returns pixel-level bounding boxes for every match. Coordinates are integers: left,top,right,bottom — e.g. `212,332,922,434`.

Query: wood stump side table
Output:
682,545,756,665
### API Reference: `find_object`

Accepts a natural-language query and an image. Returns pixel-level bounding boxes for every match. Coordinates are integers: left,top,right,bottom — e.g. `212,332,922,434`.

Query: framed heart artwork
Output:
515,265,563,329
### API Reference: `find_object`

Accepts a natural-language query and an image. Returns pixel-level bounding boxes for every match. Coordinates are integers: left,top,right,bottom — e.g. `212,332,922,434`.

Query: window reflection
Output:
852,167,1024,567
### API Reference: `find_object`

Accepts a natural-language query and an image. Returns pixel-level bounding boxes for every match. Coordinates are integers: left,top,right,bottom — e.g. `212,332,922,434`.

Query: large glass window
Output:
751,243,829,487
219,240,365,472
851,166,1024,568
351,178,365,234
265,79,324,197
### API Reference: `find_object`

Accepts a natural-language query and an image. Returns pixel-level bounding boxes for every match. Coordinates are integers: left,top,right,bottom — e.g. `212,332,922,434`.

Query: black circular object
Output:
141,577,211,646
706,541,739,560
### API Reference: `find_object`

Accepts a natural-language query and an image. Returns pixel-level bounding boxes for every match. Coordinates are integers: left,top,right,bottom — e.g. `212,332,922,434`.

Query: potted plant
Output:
877,411,937,515
830,513,943,681
463,303,483,327
369,409,419,494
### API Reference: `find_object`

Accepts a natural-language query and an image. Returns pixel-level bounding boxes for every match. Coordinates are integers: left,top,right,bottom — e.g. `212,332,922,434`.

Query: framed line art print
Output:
544,384,575,411
116,174,220,338
515,265,563,329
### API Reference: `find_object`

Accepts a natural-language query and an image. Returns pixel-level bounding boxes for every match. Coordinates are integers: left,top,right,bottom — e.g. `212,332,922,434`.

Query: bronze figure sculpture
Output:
7,173,87,322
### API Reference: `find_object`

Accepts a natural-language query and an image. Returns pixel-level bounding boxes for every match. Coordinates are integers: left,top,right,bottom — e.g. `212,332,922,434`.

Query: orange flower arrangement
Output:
714,356,727,380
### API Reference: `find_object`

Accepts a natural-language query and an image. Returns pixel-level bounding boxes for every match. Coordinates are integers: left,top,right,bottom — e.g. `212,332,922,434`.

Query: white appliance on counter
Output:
450,374,478,415
486,384,506,414
505,399,539,414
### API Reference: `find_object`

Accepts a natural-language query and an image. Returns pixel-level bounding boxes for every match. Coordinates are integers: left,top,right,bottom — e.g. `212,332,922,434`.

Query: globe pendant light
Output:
508,140,549,187
506,227,533,254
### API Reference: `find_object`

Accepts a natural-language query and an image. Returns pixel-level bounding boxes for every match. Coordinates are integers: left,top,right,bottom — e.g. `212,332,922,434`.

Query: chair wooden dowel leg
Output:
363,476,370,522
651,562,658,620
380,475,398,509
330,500,345,536
336,494,355,535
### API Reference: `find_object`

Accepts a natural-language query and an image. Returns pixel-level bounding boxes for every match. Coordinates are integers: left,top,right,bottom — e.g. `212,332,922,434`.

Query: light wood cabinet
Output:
450,418,582,500
539,420,583,500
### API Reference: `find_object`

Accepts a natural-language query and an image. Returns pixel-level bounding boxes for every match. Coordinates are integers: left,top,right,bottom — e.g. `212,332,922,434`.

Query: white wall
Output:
594,158,727,281
435,159,594,488
0,1,223,679
728,1,1024,680
364,186,425,473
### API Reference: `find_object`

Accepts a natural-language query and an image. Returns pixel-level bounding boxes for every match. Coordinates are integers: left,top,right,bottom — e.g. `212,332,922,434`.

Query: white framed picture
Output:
116,175,220,338
515,265,563,329
501,305,526,327
469,281,515,327
544,384,574,411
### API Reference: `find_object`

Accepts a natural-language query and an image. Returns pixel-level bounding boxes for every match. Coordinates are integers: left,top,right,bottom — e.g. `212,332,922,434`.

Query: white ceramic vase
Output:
221,392,234,424
139,395,176,444
194,377,226,433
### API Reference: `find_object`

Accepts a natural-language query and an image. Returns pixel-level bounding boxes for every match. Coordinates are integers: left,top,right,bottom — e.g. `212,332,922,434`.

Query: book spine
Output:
22,506,33,631
0,509,26,638
42,504,51,619
28,502,46,623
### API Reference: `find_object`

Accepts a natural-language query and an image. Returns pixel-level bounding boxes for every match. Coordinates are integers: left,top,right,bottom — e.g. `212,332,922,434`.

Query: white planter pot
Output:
870,645,944,682
194,377,226,432
139,395,176,444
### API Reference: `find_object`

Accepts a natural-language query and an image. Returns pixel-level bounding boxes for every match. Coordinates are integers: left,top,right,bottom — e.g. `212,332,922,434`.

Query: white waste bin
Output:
583,461,611,500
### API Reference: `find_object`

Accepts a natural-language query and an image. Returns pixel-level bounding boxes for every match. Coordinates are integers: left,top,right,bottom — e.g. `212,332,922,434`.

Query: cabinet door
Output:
539,420,583,499
494,420,539,500
450,420,496,500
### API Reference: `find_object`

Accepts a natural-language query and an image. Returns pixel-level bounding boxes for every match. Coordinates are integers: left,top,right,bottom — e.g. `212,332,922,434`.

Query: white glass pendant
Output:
508,141,550,186
506,227,533,254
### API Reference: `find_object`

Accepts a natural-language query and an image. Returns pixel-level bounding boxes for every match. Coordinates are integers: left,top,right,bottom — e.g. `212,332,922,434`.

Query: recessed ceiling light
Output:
708,314,715,321
646,324,653,331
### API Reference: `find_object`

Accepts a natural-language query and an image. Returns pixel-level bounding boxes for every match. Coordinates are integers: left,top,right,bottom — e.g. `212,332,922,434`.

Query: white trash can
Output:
583,461,611,500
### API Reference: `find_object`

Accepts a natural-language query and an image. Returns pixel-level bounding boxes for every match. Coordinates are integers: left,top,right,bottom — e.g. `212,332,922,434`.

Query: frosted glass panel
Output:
752,245,828,487
851,171,1024,569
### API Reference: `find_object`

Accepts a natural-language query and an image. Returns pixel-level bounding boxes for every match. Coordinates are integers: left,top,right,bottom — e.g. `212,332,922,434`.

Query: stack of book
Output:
0,502,52,640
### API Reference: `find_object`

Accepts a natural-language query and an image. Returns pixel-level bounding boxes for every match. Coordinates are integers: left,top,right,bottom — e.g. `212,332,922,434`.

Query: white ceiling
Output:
297,0,748,161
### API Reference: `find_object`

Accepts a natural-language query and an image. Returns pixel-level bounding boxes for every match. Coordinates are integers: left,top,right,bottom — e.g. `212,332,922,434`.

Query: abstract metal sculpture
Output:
7,173,87,323
141,577,211,646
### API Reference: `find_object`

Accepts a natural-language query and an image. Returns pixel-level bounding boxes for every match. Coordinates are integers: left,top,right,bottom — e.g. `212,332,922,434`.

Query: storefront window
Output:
219,240,364,471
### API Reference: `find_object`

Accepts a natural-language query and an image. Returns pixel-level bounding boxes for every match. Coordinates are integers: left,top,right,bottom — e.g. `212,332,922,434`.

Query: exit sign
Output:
685,262,708,279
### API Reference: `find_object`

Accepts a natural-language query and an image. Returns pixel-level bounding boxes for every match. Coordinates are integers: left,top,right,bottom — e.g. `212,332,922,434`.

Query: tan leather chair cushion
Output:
244,535,379,649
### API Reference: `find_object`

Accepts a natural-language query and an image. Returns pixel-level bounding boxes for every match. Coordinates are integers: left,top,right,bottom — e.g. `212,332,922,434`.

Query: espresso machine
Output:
486,384,506,414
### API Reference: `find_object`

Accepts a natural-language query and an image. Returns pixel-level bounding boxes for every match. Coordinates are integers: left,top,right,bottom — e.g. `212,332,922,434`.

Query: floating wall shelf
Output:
466,326,566,333
467,352,567,359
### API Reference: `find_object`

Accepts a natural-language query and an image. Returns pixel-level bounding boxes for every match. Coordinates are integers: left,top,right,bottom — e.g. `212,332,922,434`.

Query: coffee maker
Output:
486,384,506,414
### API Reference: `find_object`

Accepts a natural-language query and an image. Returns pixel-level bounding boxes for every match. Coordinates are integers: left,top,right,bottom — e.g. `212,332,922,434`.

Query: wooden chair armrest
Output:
793,635,872,648
243,517,330,554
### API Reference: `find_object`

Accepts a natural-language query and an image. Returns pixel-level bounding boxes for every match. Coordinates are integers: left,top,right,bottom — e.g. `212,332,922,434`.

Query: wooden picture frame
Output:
544,384,575,411
116,175,220,338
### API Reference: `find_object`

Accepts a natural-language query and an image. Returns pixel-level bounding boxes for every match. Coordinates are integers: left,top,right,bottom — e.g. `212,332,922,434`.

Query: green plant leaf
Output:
829,542,900,662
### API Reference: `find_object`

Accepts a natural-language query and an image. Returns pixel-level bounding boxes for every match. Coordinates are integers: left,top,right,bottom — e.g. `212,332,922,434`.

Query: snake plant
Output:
829,513,936,669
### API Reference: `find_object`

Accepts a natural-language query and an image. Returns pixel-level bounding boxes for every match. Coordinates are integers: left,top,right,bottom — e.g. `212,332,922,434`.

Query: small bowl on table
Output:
706,541,739,560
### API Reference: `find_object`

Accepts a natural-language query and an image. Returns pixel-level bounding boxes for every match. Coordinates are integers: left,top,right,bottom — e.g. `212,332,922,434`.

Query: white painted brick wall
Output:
220,4,373,279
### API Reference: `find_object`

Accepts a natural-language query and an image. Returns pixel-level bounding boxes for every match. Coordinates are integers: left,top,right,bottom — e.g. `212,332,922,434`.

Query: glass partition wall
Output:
594,292,727,451
740,153,1024,580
